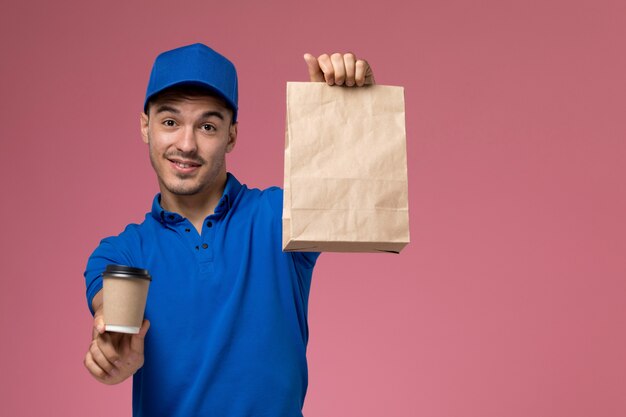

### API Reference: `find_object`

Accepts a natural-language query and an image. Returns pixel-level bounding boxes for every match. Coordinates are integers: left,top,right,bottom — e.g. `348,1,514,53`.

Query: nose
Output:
175,125,198,154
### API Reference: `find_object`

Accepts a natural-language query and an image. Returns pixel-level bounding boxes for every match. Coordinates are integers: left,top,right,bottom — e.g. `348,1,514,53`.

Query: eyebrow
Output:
154,105,224,121
155,104,180,115
201,111,224,121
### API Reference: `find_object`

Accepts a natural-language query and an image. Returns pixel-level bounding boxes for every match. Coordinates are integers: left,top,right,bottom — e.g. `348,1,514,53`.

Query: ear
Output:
140,112,149,144
226,122,238,153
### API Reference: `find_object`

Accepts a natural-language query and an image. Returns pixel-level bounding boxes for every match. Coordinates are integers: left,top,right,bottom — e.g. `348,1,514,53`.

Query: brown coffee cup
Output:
103,265,151,334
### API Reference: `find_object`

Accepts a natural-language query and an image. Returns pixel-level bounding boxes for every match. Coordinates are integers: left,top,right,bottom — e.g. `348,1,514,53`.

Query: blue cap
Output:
144,43,238,121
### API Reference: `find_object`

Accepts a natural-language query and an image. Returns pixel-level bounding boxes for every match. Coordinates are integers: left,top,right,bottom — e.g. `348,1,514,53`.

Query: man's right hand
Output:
83,291,150,385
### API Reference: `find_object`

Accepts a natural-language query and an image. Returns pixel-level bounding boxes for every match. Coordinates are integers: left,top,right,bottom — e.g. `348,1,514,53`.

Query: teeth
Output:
176,162,191,168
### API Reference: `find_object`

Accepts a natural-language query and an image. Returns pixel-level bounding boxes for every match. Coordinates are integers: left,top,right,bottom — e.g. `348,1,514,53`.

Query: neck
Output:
160,174,227,233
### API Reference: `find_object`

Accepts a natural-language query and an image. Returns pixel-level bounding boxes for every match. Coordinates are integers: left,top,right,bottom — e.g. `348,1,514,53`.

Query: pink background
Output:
1,1,625,416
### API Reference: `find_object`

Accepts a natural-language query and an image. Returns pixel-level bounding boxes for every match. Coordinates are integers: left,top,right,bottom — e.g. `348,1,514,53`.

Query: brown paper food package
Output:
283,82,410,253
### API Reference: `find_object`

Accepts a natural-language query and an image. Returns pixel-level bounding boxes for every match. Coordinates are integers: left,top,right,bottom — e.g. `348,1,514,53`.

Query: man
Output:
83,43,374,416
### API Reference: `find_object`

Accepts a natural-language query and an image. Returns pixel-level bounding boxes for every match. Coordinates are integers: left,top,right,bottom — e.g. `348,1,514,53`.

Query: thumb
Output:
130,319,150,354
303,53,324,82
92,313,105,338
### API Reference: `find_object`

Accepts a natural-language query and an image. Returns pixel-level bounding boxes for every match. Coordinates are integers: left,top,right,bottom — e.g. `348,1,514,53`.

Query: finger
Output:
96,332,122,365
330,53,346,86
88,340,117,377
355,59,375,86
316,54,334,85
92,314,105,338
303,53,324,82
343,53,356,86
130,319,150,355
84,351,110,381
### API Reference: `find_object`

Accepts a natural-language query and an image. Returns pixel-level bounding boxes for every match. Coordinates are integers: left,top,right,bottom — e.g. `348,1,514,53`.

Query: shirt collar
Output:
151,172,243,224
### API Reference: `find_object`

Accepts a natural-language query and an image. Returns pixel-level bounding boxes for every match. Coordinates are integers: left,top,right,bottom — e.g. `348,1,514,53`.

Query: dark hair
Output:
144,84,236,124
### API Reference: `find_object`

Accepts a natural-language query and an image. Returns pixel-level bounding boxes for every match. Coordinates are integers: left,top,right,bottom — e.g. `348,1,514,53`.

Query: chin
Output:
167,186,204,196
161,178,204,196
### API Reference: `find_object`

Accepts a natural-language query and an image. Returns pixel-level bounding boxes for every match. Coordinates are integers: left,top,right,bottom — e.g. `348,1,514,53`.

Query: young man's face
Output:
140,89,237,199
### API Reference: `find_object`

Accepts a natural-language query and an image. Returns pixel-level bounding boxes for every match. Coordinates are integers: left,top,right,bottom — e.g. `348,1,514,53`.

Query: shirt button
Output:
168,215,174,220
202,243,208,249
185,228,190,232
206,221,213,228
195,245,199,250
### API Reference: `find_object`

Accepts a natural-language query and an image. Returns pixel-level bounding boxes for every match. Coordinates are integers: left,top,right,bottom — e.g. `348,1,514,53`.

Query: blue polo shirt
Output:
84,173,320,417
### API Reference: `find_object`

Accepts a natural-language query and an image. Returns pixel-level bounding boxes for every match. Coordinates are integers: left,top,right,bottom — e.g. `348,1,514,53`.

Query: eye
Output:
163,119,176,127
201,123,216,132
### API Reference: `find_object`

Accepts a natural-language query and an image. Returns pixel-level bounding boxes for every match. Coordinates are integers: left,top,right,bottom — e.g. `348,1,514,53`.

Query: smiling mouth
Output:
169,159,202,169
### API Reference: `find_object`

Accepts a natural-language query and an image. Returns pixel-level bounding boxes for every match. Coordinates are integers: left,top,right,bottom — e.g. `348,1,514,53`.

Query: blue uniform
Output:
85,173,320,417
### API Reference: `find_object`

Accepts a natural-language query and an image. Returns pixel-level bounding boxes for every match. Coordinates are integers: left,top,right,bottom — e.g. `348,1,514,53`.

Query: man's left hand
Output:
304,53,375,87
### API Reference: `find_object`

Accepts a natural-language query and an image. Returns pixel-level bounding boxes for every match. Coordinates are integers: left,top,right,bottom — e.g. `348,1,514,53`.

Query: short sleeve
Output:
262,186,321,269
84,227,140,315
